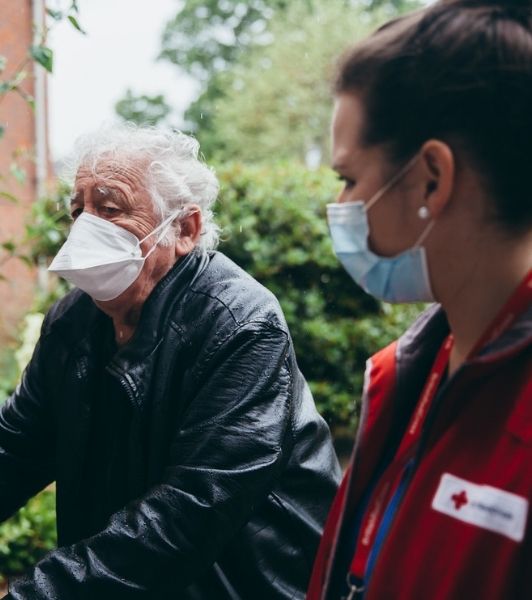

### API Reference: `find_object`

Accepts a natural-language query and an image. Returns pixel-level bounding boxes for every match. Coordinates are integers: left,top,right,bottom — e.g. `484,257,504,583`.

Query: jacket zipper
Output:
106,363,137,406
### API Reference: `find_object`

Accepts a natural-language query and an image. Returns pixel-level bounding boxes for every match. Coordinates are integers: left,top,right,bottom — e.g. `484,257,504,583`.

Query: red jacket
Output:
308,302,532,600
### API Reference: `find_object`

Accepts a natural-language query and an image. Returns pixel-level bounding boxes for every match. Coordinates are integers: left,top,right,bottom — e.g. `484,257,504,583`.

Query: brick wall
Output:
0,0,48,344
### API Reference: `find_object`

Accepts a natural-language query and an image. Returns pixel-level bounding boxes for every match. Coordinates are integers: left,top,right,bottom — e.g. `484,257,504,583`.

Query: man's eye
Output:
101,206,120,215
337,175,356,190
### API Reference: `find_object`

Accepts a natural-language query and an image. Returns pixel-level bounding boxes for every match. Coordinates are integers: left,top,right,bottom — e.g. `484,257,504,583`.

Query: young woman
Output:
308,0,532,598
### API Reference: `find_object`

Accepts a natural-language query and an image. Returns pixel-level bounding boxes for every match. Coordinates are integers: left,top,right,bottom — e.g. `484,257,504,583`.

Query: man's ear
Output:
419,140,455,218
175,206,202,257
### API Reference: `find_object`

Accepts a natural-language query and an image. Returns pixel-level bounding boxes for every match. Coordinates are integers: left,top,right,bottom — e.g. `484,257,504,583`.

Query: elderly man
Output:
0,125,340,599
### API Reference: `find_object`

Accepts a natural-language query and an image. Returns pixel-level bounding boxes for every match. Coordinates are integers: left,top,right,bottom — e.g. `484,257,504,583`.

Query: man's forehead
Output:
75,159,147,183
71,158,155,212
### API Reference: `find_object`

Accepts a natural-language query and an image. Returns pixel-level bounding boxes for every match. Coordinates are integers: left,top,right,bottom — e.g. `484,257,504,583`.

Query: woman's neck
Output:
439,238,531,375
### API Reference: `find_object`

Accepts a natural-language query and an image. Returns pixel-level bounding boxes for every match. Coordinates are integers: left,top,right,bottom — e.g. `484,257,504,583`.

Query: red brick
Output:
0,1,50,345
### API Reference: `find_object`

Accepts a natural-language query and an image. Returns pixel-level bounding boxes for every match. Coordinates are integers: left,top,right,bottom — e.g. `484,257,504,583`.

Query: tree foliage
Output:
160,0,417,81
116,0,421,154
115,89,171,127
208,2,381,162
159,0,288,82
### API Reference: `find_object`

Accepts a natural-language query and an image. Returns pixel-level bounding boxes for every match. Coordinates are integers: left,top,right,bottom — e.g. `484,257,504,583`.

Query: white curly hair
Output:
62,122,220,251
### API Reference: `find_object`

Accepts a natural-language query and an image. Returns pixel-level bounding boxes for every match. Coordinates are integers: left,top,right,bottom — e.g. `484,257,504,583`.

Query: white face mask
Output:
327,155,436,303
48,209,182,301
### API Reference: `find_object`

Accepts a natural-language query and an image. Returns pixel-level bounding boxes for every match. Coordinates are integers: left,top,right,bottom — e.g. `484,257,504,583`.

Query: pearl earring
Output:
418,206,430,220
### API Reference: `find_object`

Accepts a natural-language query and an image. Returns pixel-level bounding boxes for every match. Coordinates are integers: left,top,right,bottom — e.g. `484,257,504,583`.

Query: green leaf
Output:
29,46,53,73
11,70,27,87
1,241,16,254
0,82,10,94
46,8,63,20
9,164,26,185
67,15,86,34
18,255,34,268
0,56,6,72
0,124,4,139
0,191,18,203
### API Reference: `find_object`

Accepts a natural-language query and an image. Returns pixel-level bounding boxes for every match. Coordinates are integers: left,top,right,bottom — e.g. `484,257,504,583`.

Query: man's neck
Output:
95,302,143,346
113,321,137,346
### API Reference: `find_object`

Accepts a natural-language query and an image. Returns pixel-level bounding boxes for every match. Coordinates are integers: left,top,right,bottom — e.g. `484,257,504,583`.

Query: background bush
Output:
0,490,56,585
215,162,423,431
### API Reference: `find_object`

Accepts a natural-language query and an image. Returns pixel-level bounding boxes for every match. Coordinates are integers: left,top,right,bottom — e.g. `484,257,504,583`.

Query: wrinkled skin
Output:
70,160,201,343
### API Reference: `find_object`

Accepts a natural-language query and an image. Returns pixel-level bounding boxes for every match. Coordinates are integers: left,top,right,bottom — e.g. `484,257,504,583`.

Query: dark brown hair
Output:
335,0,532,230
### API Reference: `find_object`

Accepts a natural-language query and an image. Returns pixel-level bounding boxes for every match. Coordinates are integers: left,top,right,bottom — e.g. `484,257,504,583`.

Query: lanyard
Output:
346,334,452,588
346,269,532,593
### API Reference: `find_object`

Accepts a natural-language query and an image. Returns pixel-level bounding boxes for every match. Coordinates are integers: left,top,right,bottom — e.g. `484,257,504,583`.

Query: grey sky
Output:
48,0,197,160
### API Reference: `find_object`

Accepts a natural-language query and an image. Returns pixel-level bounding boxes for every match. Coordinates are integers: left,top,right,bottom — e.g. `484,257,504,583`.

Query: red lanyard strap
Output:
348,334,452,581
347,268,532,584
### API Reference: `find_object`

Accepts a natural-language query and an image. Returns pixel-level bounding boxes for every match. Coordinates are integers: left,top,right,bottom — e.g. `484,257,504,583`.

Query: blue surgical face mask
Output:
327,156,435,303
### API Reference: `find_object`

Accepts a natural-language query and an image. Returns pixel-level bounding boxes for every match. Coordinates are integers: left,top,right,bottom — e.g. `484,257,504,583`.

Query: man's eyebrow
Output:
95,186,125,202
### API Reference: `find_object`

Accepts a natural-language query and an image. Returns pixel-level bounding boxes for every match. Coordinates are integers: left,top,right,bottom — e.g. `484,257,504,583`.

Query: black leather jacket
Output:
0,251,341,599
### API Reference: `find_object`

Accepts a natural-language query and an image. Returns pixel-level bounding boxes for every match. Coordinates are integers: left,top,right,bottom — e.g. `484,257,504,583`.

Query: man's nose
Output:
82,205,98,216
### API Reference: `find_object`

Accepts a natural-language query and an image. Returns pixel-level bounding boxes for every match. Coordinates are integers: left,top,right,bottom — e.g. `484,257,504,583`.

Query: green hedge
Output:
215,162,423,430
0,490,56,584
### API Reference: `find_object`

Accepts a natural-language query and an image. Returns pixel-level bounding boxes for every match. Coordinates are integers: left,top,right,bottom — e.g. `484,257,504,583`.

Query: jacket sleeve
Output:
0,334,55,523
7,322,294,599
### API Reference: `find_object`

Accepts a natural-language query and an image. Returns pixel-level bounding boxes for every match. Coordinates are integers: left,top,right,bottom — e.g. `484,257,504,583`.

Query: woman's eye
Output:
337,175,356,190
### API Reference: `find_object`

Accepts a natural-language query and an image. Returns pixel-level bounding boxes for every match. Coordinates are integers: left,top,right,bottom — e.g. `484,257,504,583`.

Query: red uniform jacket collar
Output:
307,302,532,599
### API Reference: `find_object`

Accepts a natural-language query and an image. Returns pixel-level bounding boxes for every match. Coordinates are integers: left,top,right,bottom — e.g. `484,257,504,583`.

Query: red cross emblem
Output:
451,490,468,510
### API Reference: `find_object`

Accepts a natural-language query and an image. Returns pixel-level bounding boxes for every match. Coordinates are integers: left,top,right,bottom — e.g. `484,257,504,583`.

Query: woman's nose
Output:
336,189,351,204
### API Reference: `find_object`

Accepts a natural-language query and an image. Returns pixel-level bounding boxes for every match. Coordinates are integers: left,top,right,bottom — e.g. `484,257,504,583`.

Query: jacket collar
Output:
50,250,210,407
398,300,532,371
109,250,208,367
476,304,532,362
390,301,531,441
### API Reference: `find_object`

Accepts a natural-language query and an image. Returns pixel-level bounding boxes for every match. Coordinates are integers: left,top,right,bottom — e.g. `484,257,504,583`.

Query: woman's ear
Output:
419,140,455,218
175,206,202,257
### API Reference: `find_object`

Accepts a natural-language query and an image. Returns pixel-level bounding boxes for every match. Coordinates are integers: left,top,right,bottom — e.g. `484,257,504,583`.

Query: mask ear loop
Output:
413,219,435,248
364,154,420,213
139,207,191,259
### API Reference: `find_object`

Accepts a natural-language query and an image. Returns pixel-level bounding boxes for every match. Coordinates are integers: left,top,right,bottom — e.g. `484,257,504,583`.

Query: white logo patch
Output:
431,473,528,542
